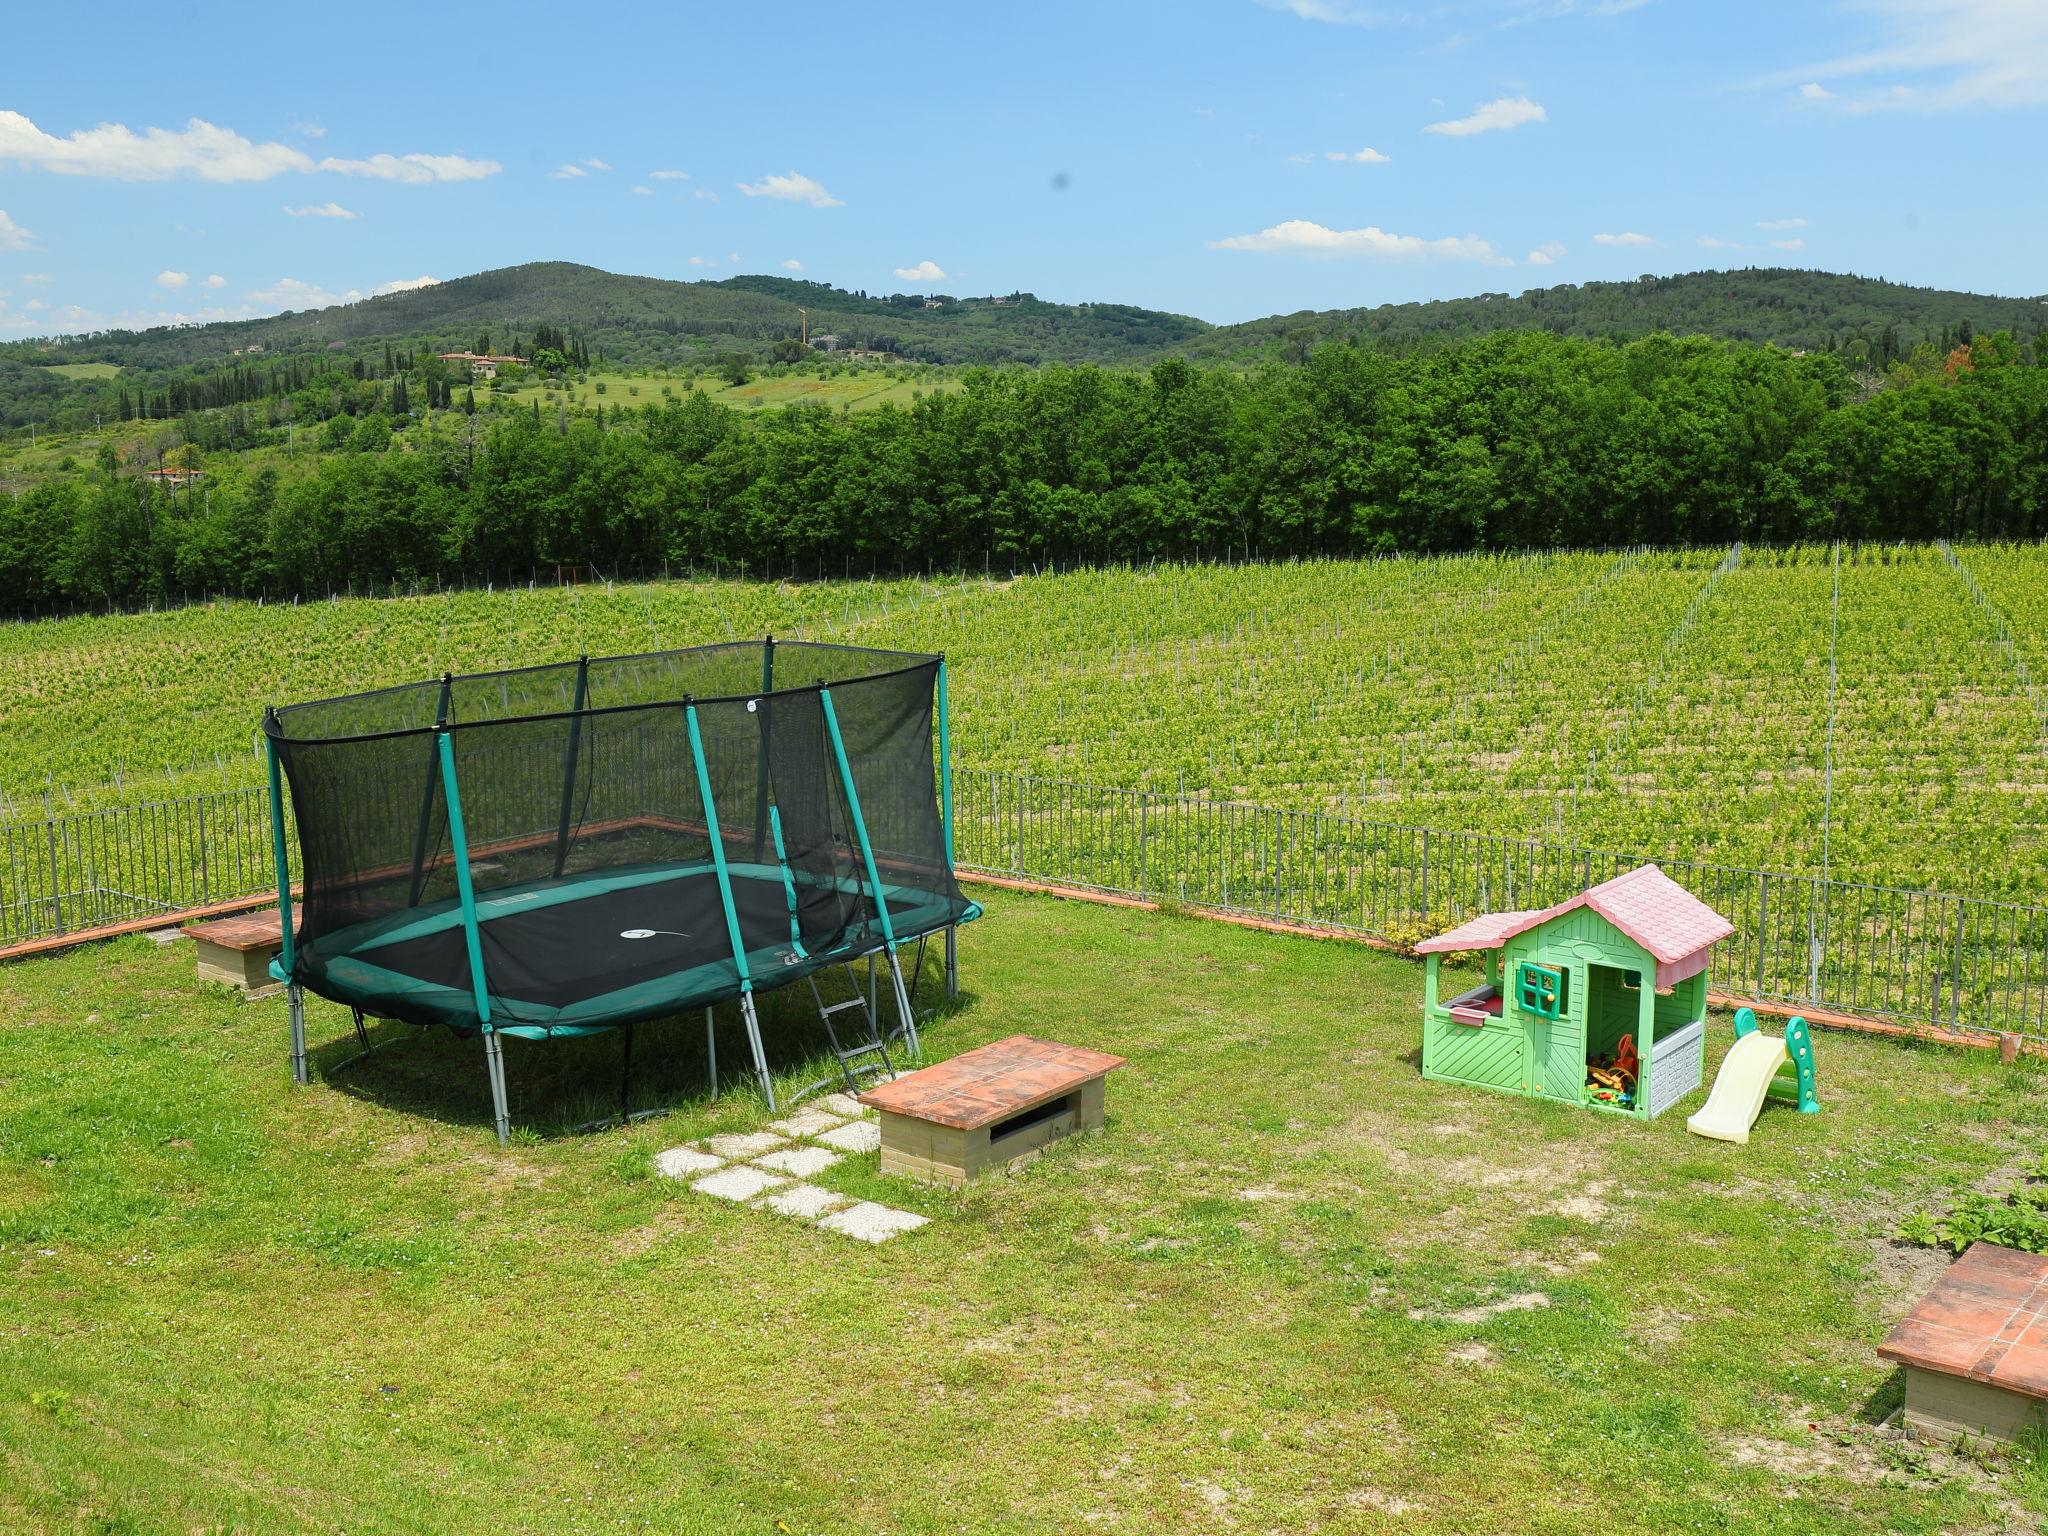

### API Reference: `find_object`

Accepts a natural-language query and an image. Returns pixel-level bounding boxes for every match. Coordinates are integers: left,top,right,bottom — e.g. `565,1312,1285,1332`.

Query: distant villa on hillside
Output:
438,350,524,378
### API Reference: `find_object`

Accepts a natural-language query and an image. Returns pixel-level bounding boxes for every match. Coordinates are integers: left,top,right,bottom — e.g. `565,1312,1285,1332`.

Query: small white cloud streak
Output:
0,209,36,251
1210,219,1510,265
649,169,690,180
284,202,359,219
894,259,948,281
737,171,843,207
1592,230,1655,246
155,269,189,288
1525,241,1566,266
1424,96,1546,136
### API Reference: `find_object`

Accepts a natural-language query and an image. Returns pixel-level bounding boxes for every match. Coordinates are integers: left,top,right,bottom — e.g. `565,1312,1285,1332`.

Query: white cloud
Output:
0,209,36,251
24,298,47,311
1592,230,1655,246
1771,237,1806,251
1525,241,1566,266
1209,219,1510,265
584,157,610,171
1756,216,1808,230
291,120,326,139
549,163,589,179
284,201,359,219
649,169,690,180
688,256,708,267
0,110,499,184
155,269,190,289
203,273,225,288
893,259,948,281
373,274,441,295
1775,1,2048,110
1253,0,1398,23
1424,95,1547,136
1324,146,1392,163
630,185,653,196
244,276,361,309
21,271,51,282
0,110,313,181
1696,235,1749,249
1287,151,1315,163
319,152,498,182
782,258,804,271
693,187,720,202
737,171,843,207
727,251,740,263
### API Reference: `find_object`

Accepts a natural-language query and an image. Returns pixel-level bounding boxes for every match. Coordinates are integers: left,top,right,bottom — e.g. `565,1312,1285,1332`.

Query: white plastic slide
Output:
1685,1031,1791,1144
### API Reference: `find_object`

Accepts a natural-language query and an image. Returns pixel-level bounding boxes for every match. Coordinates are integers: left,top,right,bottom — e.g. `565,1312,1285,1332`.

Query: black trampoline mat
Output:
356,867,918,1011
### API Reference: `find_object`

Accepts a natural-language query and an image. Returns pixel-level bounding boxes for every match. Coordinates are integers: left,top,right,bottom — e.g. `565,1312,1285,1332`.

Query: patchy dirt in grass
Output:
1410,1291,1551,1325
1346,1486,1425,1516
1446,1342,1496,1366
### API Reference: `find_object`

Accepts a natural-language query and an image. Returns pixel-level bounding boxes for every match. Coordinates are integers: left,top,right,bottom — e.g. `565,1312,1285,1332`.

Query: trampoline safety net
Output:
264,641,976,1038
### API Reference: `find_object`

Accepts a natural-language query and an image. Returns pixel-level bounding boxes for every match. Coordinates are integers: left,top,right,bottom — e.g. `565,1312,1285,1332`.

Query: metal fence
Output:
949,769,2048,1042
4,767,2046,1041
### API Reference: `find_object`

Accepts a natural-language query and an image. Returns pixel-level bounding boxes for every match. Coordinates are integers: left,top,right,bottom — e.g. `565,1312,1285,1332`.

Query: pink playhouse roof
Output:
1414,864,1734,987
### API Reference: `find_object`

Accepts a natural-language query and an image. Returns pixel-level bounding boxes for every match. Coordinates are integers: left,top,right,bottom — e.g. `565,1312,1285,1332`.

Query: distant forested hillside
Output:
1186,268,2048,366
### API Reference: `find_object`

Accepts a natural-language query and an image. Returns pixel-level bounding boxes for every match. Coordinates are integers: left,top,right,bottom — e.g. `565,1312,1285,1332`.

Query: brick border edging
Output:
957,871,2041,1061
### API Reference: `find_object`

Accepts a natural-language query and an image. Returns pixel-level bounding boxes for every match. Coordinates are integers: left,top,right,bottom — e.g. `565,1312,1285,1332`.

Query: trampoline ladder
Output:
807,965,896,1096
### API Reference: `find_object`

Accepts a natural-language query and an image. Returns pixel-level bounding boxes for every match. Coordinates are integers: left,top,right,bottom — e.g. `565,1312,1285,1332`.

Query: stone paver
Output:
758,1183,851,1221
768,1107,847,1139
819,1092,872,1120
817,1201,928,1244
705,1131,788,1160
753,1145,843,1178
692,1166,789,1203
654,1145,725,1180
816,1120,881,1154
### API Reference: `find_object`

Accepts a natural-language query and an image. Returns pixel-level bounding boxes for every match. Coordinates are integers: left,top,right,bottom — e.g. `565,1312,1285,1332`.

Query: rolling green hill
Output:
1185,267,2048,363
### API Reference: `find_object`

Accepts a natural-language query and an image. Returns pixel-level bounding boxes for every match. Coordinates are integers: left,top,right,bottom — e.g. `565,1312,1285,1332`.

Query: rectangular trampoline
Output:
262,640,980,1141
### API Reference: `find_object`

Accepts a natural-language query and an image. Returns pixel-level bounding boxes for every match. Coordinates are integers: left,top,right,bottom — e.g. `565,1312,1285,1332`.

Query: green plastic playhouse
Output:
1416,864,1736,1120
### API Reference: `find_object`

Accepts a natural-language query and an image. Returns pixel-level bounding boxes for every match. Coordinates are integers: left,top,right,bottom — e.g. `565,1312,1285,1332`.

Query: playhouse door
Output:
1524,1013,1582,1104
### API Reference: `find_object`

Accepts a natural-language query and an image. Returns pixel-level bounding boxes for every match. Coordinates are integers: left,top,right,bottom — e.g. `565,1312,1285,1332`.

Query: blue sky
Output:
0,0,2042,335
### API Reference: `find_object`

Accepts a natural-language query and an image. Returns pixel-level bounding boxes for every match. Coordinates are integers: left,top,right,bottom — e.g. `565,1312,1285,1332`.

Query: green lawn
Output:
542,368,953,414
3,891,2045,1534
39,363,122,380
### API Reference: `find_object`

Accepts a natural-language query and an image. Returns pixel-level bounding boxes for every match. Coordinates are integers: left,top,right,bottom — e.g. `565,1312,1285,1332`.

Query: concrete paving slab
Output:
816,1202,929,1244
692,1166,789,1203
816,1120,881,1154
653,1146,725,1180
820,1092,873,1120
705,1131,788,1160
757,1183,851,1221
753,1145,844,1178
768,1108,846,1139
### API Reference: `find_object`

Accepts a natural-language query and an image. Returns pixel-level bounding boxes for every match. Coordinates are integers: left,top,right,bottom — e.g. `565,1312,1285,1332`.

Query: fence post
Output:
1419,829,1431,920
45,818,63,935
1138,791,1150,900
1755,873,1768,1000
1952,898,1967,1031
196,798,211,907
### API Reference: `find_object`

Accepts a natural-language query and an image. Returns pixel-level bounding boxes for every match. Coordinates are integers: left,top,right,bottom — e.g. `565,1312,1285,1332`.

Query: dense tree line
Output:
3,330,2045,612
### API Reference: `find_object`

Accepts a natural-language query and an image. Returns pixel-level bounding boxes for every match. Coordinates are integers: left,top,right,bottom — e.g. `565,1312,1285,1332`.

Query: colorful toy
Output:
1416,865,1735,1121
1685,1007,1820,1143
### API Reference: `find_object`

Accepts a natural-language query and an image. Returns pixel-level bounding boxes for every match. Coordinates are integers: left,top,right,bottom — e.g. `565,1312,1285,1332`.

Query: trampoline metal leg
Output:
884,946,920,1059
739,991,775,1112
705,1006,718,1100
945,925,959,1001
288,984,308,1085
483,1029,511,1146
619,1023,635,1125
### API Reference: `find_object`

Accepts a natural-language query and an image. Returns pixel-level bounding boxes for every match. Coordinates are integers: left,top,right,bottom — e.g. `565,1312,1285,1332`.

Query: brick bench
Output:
859,1034,1124,1187
184,909,286,997
1879,1241,2048,1444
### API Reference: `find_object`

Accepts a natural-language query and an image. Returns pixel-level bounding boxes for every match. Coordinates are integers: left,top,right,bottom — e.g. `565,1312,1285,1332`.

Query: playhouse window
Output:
1622,970,1642,990
1515,962,1567,1020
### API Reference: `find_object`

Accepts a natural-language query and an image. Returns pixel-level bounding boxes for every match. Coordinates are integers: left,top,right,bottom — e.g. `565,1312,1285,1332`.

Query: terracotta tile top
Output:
183,909,285,951
1878,1242,2048,1401
860,1034,1125,1131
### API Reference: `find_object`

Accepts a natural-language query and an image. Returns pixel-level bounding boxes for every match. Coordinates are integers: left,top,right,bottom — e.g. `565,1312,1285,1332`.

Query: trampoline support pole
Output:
740,992,774,1111
705,1007,718,1100
885,944,921,1059
483,1031,510,1146
288,985,307,1085
687,701,776,1113
939,659,959,1003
